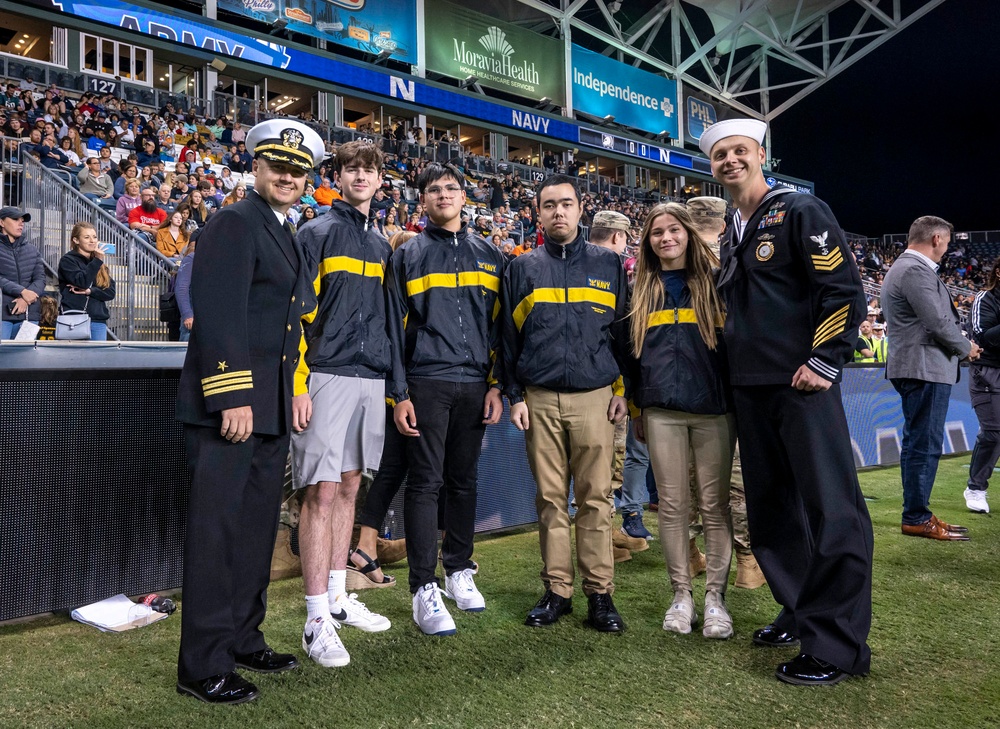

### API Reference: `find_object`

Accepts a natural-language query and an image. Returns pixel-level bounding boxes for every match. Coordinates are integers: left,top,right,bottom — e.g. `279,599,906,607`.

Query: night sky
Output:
771,0,987,238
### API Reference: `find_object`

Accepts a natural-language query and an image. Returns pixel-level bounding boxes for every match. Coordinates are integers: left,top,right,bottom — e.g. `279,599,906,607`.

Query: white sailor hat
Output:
244,118,325,172
698,118,767,156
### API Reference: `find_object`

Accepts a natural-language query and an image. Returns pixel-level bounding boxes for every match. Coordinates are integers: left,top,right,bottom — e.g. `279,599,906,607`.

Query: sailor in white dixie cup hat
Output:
707,116,875,687
698,118,767,157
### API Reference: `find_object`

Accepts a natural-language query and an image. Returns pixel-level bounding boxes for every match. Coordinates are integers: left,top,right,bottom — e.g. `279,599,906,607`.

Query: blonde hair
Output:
388,230,417,251
70,221,111,289
629,202,724,354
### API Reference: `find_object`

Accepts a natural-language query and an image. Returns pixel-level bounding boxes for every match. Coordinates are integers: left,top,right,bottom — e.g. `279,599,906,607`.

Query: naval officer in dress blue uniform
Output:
175,119,325,704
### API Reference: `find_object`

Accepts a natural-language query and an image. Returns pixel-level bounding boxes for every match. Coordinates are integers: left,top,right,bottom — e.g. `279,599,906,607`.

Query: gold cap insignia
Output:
281,128,303,150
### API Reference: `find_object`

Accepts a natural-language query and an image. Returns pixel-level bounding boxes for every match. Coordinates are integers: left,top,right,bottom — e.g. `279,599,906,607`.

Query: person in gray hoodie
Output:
0,207,45,339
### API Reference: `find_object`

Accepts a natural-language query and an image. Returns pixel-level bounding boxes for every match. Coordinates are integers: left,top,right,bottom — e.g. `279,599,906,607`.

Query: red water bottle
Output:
141,594,177,614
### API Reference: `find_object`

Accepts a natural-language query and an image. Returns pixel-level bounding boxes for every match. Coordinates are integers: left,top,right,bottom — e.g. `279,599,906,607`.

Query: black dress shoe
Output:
525,590,572,627
176,671,260,704
235,647,300,673
752,623,800,647
584,592,626,633
775,653,849,686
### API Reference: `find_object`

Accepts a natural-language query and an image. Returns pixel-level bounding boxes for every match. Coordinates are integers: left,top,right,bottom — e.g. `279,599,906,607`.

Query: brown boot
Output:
735,551,767,589
689,538,706,577
376,537,407,565
613,545,632,563
613,530,648,553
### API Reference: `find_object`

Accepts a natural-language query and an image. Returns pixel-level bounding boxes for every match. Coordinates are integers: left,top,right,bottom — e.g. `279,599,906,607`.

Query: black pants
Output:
733,384,873,675
403,379,487,593
359,406,409,531
177,424,288,682
969,363,1000,491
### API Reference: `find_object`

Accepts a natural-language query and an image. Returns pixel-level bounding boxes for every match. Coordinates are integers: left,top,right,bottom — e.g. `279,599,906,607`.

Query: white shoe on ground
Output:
332,592,391,632
662,590,697,634
301,616,350,667
444,568,486,612
702,590,734,639
412,582,457,636
964,487,990,513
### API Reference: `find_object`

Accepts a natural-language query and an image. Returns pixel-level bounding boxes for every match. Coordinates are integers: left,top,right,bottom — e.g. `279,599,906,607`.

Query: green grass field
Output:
3,458,999,729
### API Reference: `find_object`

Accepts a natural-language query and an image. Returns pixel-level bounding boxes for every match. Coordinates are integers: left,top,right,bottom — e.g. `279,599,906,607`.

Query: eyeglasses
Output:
424,185,463,197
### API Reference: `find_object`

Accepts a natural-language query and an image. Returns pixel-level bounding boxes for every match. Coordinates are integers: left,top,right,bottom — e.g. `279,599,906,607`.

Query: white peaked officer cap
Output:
244,118,325,171
698,118,767,156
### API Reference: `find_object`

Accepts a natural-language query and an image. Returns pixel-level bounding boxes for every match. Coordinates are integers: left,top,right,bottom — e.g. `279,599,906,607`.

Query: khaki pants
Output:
524,386,616,597
645,408,735,593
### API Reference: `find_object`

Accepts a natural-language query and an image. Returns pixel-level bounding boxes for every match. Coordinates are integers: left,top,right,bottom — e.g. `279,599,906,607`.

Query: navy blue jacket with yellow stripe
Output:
386,219,505,403
294,200,393,395
719,187,865,385
625,270,730,415
502,229,628,403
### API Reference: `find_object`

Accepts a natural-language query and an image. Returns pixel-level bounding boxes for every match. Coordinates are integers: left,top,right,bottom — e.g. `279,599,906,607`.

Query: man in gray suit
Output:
882,215,981,541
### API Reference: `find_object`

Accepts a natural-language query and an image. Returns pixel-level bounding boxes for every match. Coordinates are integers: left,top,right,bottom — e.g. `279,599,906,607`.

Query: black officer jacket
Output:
502,229,628,403
176,191,316,435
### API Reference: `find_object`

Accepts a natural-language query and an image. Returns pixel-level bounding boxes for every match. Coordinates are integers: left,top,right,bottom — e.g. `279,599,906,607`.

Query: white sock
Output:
305,593,329,622
328,569,347,605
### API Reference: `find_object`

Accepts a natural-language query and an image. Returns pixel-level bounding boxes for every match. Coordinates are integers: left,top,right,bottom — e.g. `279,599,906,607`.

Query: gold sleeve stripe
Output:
293,328,311,396
317,256,384,287
492,297,501,322
612,374,624,397
647,308,697,327
201,369,253,386
406,271,500,296
812,304,851,348
512,287,617,331
203,381,254,397
811,248,844,272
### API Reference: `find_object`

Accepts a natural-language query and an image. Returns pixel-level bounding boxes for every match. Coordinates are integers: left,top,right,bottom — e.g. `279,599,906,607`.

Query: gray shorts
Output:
290,373,386,489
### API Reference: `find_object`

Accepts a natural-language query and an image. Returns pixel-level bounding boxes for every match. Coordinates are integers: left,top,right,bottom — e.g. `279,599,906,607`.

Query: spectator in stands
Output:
405,212,423,232
128,187,167,242
34,130,70,170
197,181,220,214
180,138,198,165
511,237,535,257
156,211,189,259
230,120,246,144
218,166,237,193
156,182,177,215
222,183,247,207
380,207,402,237
138,165,158,191
184,189,210,228
370,188,390,215
171,173,191,200
136,139,159,168
58,221,116,341
870,321,887,362
59,137,82,170
298,205,318,226
114,164,139,199
116,179,142,224
86,126,108,152
0,208,45,339
174,231,197,342
77,157,114,202
234,140,253,171
175,203,198,233
97,145,114,174
300,184,318,208
313,176,338,212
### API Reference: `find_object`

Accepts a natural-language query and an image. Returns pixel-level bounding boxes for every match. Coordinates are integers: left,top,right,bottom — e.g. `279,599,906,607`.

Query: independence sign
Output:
425,0,565,106
571,44,678,138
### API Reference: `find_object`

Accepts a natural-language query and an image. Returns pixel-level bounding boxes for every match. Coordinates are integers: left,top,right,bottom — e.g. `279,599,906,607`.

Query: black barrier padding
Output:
0,371,190,622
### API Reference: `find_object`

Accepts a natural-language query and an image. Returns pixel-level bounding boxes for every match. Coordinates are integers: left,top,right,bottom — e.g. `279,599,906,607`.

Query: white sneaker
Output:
332,592,391,633
301,616,350,667
964,488,990,513
444,568,486,612
702,590,734,639
412,582,457,636
662,590,697,634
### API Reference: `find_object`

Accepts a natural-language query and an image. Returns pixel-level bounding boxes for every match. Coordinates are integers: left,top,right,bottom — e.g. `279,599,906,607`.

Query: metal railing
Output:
15,151,178,341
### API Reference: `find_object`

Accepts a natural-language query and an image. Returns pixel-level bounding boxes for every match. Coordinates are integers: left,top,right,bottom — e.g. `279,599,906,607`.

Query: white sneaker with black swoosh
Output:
301,616,349,667
332,593,391,632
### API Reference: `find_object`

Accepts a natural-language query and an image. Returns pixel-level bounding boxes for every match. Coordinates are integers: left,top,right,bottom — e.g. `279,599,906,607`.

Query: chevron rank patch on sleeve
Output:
808,230,844,271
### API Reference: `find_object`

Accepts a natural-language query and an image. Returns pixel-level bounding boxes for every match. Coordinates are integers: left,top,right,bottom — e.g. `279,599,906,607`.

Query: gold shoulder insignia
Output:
218,361,229,372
